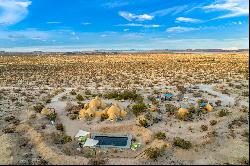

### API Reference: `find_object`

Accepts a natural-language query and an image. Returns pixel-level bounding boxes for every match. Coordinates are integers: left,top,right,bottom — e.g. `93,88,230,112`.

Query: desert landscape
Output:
0,52,249,165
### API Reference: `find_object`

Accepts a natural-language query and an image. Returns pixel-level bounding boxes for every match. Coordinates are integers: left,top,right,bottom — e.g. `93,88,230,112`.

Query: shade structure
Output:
75,130,90,138
83,138,99,147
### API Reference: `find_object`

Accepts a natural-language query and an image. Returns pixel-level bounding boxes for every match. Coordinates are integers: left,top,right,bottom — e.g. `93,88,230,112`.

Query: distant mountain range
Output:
0,49,248,55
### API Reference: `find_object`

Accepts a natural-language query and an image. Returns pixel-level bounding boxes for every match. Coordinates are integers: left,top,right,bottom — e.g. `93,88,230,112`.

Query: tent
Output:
75,130,90,138
83,138,99,147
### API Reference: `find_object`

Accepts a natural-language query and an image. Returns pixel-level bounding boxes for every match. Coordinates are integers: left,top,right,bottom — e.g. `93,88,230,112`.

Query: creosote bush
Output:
56,123,64,131
62,135,72,144
139,119,149,128
132,103,147,116
88,157,107,165
155,132,166,140
173,137,192,149
47,112,57,121
76,94,84,101
2,126,16,133
104,90,143,102
210,120,217,126
144,145,167,160
165,103,177,115
201,125,208,131
218,109,230,117
33,103,44,113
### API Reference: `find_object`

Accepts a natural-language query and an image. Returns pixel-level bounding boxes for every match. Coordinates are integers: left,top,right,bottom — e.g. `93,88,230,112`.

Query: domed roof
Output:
89,96,102,108
106,104,127,121
205,103,213,112
177,107,189,118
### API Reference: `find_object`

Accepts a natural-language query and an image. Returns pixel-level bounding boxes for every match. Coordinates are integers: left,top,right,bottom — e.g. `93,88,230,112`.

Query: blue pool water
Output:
91,134,132,148
94,136,128,146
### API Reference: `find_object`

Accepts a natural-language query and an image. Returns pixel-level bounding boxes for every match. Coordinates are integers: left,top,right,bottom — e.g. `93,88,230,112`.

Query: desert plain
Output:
0,52,249,165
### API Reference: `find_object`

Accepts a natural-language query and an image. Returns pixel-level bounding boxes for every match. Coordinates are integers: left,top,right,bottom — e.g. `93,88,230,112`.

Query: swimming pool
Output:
91,133,132,148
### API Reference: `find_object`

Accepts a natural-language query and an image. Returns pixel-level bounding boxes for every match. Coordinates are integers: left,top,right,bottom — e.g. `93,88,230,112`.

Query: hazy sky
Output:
0,0,249,51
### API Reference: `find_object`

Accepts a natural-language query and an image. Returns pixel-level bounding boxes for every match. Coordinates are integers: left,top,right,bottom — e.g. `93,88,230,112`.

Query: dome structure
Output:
105,104,127,121
176,107,189,118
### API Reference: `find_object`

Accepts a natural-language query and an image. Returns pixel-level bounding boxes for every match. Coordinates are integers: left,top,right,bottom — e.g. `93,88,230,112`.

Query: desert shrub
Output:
201,125,208,131
44,132,63,144
144,146,166,160
176,85,187,93
229,116,248,129
4,116,15,122
33,103,44,113
88,157,107,165
188,106,197,114
62,135,72,144
153,116,162,123
148,96,157,103
32,156,49,165
46,112,57,121
56,123,64,131
76,94,84,101
12,119,20,125
70,90,77,95
240,106,248,113
193,92,202,98
69,114,78,120
210,120,217,126
207,130,218,137
155,132,166,140
218,109,230,117
103,91,119,99
2,126,16,133
62,141,79,156
242,91,249,97
132,103,147,116
104,90,143,102
65,101,75,112
139,119,149,128
100,113,109,121
165,103,177,114
82,148,95,158
77,102,85,109
215,100,222,106
241,130,249,141
60,96,67,101
239,156,249,165
85,90,92,95
173,137,192,149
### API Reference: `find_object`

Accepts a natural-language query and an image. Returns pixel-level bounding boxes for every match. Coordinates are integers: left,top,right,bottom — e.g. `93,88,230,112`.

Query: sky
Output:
0,0,249,51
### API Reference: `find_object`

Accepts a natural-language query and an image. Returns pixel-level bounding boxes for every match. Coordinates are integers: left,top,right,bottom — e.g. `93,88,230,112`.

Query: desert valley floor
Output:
0,52,249,165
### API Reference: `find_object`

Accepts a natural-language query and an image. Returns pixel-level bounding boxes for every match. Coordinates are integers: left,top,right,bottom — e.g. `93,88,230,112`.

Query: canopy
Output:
181,105,188,108
75,130,90,138
165,93,173,98
83,138,99,147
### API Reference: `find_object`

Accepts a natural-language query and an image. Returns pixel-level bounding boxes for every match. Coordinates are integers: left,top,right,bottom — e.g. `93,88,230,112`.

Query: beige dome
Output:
79,107,96,120
176,108,189,118
88,96,106,109
106,104,127,121
205,103,213,112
